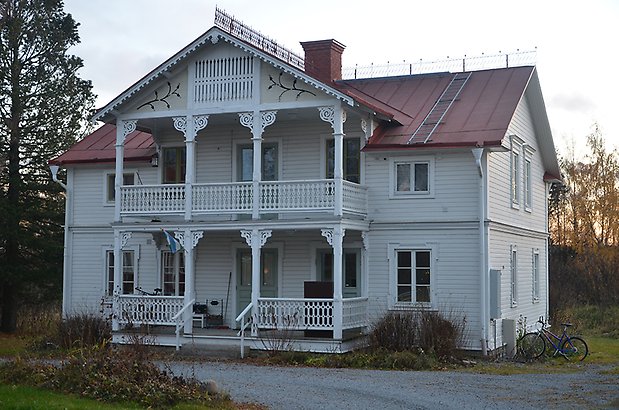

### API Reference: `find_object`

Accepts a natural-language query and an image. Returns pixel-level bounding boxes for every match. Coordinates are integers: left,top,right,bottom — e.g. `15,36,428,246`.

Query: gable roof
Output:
93,26,354,123
338,66,535,149
50,124,154,166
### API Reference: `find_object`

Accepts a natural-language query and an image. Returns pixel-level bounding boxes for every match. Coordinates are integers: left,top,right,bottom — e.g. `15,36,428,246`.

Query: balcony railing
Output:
117,295,184,326
119,179,367,217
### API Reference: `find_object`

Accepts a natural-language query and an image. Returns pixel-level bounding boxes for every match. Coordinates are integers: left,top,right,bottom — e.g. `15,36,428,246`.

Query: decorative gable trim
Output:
93,27,354,123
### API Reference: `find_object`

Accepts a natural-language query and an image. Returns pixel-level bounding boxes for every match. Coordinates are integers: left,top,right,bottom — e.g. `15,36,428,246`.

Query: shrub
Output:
57,313,112,349
369,309,466,359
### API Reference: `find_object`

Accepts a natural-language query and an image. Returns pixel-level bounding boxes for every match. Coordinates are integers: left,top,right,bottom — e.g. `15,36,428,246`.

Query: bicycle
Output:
519,317,588,361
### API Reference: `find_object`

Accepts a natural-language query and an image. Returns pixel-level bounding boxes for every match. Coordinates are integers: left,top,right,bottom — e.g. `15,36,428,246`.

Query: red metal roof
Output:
336,66,534,150
50,124,154,166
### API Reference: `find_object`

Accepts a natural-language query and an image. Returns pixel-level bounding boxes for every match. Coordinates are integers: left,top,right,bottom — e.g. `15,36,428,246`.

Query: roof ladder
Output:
407,72,472,144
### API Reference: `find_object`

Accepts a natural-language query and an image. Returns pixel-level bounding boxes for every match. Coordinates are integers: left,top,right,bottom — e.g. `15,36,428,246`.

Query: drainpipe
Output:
471,148,488,355
50,164,71,318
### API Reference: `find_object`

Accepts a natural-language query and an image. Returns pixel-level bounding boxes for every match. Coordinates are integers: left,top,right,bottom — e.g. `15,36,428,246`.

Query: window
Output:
162,147,186,183
532,250,540,302
106,173,135,202
162,251,185,296
511,150,520,205
106,250,135,296
396,250,431,304
395,162,429,193
326,137,360,183
510,246,518,307
237,143,278,181
316,249,361,298
524,158,532,210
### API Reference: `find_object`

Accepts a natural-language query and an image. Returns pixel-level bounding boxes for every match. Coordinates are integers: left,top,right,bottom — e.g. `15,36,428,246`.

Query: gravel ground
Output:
167,360,619,409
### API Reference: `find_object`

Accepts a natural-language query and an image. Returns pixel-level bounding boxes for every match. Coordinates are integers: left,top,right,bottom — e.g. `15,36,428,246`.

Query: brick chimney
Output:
300,39,346,84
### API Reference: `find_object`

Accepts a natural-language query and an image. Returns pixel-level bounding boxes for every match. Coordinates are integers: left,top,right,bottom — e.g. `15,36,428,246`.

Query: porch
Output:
114,295,369,353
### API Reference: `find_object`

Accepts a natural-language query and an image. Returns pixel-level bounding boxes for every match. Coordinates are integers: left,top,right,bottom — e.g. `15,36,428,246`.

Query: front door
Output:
317,249,361,298
236,248,278,318
237,142,278,220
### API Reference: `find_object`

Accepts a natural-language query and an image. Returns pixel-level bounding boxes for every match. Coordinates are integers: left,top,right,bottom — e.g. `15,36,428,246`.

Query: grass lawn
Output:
0,334,28,357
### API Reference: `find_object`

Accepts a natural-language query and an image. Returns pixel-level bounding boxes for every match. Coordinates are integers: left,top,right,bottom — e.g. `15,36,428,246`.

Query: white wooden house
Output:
50,10,560,354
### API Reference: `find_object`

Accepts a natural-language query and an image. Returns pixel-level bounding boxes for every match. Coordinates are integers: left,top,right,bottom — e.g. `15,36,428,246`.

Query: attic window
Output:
194,56,254,104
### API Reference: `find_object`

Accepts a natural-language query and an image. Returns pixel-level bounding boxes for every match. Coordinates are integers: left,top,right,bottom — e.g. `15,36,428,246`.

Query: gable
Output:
93,27,352,123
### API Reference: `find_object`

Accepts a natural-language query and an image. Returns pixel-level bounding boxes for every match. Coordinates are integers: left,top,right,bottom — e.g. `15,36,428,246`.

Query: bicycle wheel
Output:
561,336,588,361
519,332,545,360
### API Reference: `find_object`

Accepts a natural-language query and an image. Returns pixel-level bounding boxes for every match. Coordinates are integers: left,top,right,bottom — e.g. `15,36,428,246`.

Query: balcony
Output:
119,179,367,217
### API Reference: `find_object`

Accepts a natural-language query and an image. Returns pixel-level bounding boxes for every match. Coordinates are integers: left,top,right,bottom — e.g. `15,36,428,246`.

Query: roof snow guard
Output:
214,7,305,70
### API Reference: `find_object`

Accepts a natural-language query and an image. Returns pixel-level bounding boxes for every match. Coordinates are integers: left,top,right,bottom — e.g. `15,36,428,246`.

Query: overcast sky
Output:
63,0,619,157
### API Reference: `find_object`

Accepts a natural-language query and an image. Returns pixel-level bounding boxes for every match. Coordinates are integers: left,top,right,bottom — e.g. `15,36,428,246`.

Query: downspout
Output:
471,148,488,355
50,165,71,318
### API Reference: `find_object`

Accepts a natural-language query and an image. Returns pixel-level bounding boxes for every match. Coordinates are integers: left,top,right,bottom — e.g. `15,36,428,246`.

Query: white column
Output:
241,229,272,336
319,106,346,216
112,231,131,331
114,120,137,222
174,116,209,221
322,226,345,340
239,111,277,220
178,230,203,334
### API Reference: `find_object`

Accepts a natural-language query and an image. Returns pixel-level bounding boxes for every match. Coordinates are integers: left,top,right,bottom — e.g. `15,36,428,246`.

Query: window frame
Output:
388,242,437,309
161,146,186,184
523,144,535,212
323,136,362,184
104,248,137,296
389,156,435,199
104,171,136,205
510,245,518,307
232,138,282,183
532,248,540,302
160,250,185,296
510,135,524,209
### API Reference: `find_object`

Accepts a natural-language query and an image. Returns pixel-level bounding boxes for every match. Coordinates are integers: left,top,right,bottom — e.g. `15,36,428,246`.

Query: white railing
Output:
235,302,253,359
119,180,366,217
257,298,334,330
173,298,195,350
342,181,368,215
194,56,254,104
260,180,335,212
117,295,184,326
193,182,252,213
342,297,369,329
120,184,184,214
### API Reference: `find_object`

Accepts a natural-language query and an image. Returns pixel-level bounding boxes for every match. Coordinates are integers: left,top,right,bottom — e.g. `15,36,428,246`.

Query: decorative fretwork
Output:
194,115,209,133
191,231,204,250
238,112,253,130
361,231,369,250
136,82,181,110
240,230,252,247
318,106,346,130
321,229,334,246
261,111,277,132
173,116,187,134
173,231,185,250
194,56,254,104
268,72,316,101
120,232,132,249
121,120,137,142
256,298,334,330
239,229,272,248
259,230,272,247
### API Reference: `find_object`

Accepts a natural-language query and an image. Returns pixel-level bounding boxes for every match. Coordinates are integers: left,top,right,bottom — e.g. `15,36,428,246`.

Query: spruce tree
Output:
0,0,94,332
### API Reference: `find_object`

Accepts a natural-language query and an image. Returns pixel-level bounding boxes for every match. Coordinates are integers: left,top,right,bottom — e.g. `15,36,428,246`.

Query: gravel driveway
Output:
167,360,619,409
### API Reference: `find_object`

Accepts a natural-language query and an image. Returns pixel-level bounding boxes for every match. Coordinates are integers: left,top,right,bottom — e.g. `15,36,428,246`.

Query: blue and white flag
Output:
163,230,182,254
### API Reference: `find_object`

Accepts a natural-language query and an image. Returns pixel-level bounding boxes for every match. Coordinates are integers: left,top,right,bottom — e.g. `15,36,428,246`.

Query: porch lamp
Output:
49,164,66,189
150,153,159,167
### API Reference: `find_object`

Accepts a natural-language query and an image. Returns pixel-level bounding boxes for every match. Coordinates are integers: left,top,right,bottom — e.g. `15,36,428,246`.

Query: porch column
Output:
173,115,209,221
319,105,346,216
114,120,137,222
322,226,345,340
175,230,204,334
239,111,277,219
241,229,272,336
112,230,131,331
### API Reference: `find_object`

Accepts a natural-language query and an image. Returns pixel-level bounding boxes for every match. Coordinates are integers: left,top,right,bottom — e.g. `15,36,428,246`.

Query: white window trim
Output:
510,244,518,307
102,245,139,297
388,242,438,310
523,144,535,213
532,248,540,303
159,145,186,184
160,249,186,297
509,135,524,209
388,155,435,199
103,170,136,206
320,134,365,184
231,137,283,182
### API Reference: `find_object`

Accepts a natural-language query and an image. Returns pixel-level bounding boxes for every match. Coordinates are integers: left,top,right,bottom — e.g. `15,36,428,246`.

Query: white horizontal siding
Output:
365,151,479,223
487,96,547,232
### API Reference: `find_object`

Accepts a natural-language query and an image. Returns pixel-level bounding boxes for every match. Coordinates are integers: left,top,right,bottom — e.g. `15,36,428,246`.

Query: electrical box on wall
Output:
490,269,502,319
